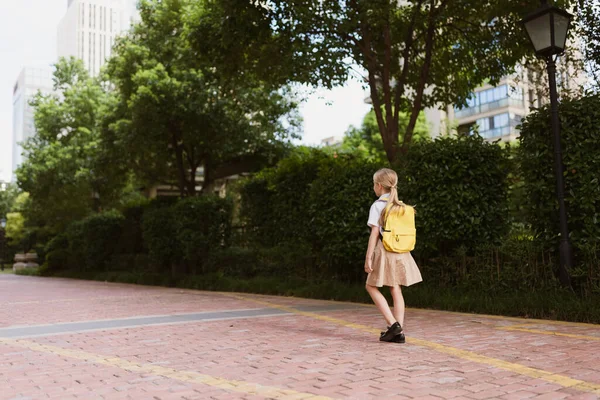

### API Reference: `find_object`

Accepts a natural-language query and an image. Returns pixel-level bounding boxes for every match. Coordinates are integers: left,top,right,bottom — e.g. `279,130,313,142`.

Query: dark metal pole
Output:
546,55,573,287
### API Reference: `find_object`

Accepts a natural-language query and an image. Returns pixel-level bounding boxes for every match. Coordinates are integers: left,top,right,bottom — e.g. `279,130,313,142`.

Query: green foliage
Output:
17,57,128,235
341,110,430,163
43,233,69,273
80,211,126,270
117,201,150,255
308,156,379,282
186,0,569,161
104,0,299,196
204,245,313,279
239,147,329,246
142,205,180,269
5,212,26,249
172,196,233,272
241,136,510,281
0,183,20,221
15,267,41,277
518,94,600,258
401,135,511,255
575,0,600,88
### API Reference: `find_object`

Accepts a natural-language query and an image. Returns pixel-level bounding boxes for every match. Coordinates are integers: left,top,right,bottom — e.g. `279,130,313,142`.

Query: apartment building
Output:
11,66,55,178
57,0,139,76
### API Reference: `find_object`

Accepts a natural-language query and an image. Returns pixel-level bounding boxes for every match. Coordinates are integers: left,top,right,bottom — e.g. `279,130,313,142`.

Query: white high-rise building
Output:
12,66,55,178
57,0,139,76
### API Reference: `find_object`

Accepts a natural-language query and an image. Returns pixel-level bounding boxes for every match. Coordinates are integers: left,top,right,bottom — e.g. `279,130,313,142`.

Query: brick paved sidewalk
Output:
0,274,599,400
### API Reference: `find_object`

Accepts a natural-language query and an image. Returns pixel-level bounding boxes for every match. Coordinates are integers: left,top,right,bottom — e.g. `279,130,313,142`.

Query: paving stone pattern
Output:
0,274,599,399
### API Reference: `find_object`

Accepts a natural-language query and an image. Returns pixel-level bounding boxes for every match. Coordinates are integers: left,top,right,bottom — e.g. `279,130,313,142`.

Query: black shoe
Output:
379,322,402,342
380,330,405,343
392,332,406,343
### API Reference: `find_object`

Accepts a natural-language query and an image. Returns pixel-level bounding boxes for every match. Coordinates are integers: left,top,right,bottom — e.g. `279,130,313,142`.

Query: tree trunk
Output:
201,161,214,195
401,0,437,155
170,127,187,197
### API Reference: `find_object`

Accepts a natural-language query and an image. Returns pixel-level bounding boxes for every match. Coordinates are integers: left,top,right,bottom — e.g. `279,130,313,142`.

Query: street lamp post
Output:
521,0,573,287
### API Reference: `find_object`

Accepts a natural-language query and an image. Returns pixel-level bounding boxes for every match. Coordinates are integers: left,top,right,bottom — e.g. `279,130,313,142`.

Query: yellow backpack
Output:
381,202,416,253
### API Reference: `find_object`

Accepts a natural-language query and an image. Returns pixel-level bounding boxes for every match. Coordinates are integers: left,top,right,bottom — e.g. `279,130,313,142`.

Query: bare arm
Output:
364,225,380,273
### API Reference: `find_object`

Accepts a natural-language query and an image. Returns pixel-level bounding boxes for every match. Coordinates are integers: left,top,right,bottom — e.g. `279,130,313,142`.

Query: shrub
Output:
309,156,378,282
172,195,233,273
43,233,70,272
519,94,600,253
142,205,179,271
65,220,86,270
401,135,511,255
117,203,149,255
79,210,125,270
239,147,329,247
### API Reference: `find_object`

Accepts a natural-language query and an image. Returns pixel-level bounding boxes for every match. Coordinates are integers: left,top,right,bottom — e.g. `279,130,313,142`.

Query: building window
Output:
93,32,96,73
474,112,522,138
455,84,525,119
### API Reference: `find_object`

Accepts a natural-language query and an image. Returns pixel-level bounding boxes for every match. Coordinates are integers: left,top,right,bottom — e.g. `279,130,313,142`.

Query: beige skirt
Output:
366,240,423,287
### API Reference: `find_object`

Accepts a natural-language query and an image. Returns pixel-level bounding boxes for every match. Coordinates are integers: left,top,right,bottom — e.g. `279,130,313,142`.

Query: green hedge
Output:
308,157,379,282
240,137,511,284
401,135,511,255
519,94,600,250
42,195,233,274
173,196,233,273
519,94,600,291
142,205,180,270
80,210,125,270
240,148,328,247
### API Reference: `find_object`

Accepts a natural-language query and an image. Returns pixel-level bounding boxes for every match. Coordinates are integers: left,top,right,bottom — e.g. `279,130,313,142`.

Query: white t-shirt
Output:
367,194,389,231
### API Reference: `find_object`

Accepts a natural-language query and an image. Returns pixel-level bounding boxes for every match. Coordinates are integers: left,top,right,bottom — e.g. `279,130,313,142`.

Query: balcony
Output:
478,120,521,139
455,98,524,120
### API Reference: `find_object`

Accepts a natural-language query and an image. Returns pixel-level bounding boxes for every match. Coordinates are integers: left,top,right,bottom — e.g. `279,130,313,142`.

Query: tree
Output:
342,109,429,162
4,193,30,251
17,57,126,234
187,0,575,164
103,0,300,196
0,183,19,221
575,0,600,89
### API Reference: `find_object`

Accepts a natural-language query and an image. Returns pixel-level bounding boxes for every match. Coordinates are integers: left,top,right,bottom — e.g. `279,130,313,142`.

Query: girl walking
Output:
365,168,422,342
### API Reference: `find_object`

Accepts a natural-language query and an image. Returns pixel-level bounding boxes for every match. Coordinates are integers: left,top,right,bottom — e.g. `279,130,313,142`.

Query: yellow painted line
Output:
0,338,331,400
497,322,540,330
3,293,200,306
227,294,600,396
500,326,600,341
3,295,144,306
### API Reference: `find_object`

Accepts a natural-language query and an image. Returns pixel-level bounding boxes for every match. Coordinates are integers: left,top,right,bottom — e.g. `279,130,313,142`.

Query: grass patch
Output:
14,267,41,276
47,270,600,324
0,265,14,274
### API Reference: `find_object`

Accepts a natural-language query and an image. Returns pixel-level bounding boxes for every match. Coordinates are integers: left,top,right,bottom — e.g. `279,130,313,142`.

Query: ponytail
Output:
374,168,409,227
378,186,406,227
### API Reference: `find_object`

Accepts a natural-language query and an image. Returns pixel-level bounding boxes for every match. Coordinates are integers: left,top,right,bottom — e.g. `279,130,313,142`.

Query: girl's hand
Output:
364,261,373,274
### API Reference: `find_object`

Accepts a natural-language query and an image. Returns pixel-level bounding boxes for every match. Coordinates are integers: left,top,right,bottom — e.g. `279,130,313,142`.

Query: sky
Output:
0,0,371,182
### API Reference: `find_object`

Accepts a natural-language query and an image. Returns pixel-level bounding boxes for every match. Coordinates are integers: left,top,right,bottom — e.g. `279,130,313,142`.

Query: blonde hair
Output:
373,168,408,227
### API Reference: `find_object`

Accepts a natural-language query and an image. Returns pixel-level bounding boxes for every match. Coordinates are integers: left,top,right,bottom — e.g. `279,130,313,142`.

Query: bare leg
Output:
366,284,396,326
390,285,405,329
